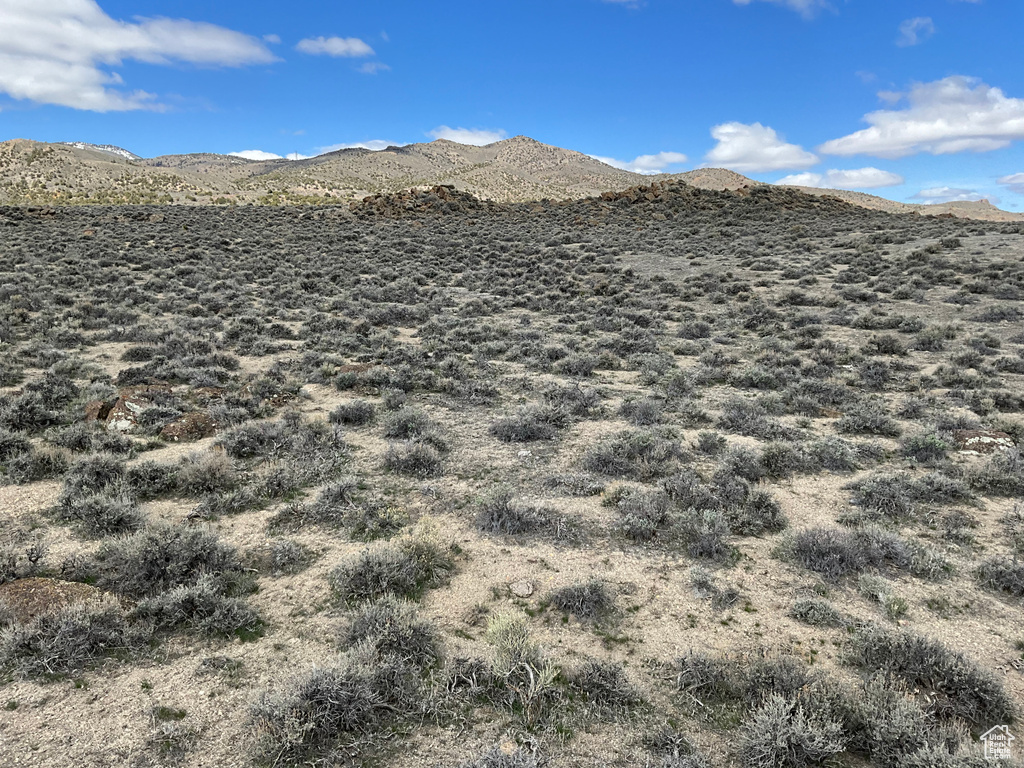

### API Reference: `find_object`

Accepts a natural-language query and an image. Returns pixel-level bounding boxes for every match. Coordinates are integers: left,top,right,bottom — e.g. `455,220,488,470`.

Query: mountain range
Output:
1,136,1019,221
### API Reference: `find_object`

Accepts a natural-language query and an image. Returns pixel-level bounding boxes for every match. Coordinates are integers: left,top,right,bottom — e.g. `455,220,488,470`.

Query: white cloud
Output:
820,76,1024,158
358,62,390,75
704,122,819,172
590,151,688,174
230,150,283,161
776,167,905,189
263,34,281,45
318,140,401,153
229,150,310,161
0,0,275,111
997,173,1024,194
897,17,935,47
428,126,507,145
296,37,374,57
732,0,831,19
910,186,998,204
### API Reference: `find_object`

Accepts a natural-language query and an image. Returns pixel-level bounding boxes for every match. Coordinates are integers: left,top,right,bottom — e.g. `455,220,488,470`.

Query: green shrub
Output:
550,580,613,621
847,625,1015,725
739,693,845,768
582,429,683,480
329,400,376,426
57,487,144,537
95,524,244,598
134,574,262,638
490,405,564,442
784,527,924,582
382,407,435,440
695,431,727,456
250,661,402,764
343,596,440,669
837,400,901,437
976,556,1024,597
0,599,150,678
789,599,844,628
384,441,443,477
565,659,642,712
620,398,662,426
969,449,1024,497
175,451,237,495
901,434,950,464
329,539,454,604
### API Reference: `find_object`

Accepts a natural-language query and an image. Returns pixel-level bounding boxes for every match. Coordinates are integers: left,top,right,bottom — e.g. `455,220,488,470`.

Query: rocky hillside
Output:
1,135,1021,221
0,136,638,206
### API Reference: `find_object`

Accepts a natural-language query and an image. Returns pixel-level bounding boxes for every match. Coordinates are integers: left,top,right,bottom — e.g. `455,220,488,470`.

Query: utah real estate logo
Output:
982,726,1015,761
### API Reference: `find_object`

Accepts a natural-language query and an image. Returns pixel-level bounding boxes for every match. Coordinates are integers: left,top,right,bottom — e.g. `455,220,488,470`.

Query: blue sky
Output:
3,0,1024,208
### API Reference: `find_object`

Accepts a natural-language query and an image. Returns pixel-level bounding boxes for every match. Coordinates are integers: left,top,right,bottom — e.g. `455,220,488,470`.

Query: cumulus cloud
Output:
704,122,819,172
997,173,1024,194
897,17,935,47
296,37,374,57
428,126,507,145
0,0,276,111
229,150,309,161
230,150,283,161
820,76,1024,158
590,151,688,174
776,167,904,189
910,186,998,204
732,0,831,19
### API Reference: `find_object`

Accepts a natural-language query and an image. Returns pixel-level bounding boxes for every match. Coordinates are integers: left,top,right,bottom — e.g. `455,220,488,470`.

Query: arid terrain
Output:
1,182,1023,768
2,137,1022,224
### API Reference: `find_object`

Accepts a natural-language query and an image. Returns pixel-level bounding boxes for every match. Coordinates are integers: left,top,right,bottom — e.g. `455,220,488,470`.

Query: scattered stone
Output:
952,430,1016,455
509,580,534,599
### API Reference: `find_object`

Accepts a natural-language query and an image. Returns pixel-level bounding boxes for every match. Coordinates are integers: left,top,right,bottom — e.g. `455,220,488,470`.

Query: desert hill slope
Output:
0,135,1020,220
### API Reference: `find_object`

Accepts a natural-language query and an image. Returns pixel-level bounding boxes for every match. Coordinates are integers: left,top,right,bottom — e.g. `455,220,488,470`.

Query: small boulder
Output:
509,580,535,599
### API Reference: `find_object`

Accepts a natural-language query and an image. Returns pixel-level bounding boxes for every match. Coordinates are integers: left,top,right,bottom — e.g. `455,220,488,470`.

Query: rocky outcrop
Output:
351,185,497,218
86,384,172,433
160,411,218,442
952,430,1016,455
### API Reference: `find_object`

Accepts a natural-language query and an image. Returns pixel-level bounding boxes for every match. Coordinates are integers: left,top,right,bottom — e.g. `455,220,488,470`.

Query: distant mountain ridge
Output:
1,136,1020,221
56,142,140,161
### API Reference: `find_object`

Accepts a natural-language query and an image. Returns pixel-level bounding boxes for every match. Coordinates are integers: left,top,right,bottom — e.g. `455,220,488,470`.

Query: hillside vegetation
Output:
1,183,1023,766
1,136,1021,222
